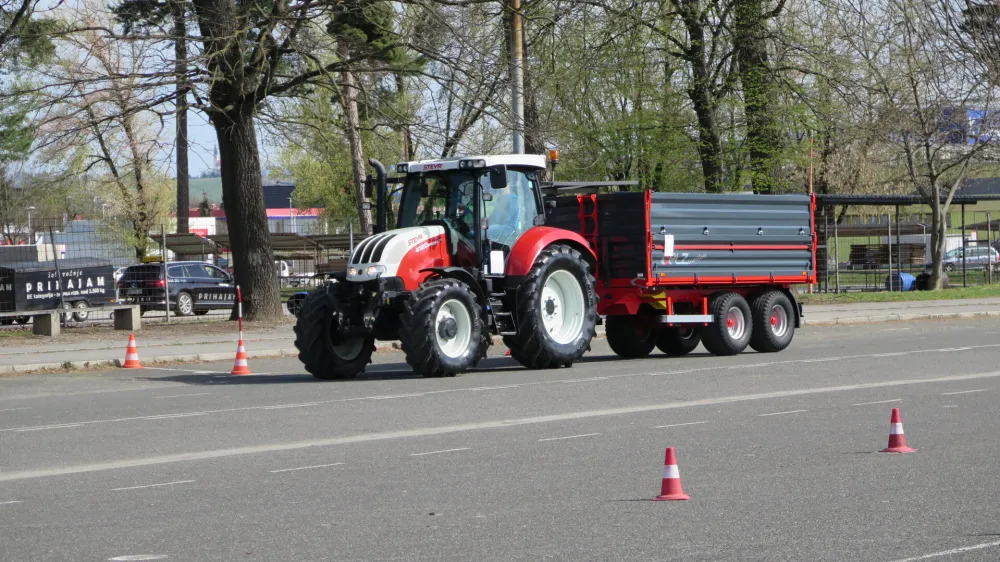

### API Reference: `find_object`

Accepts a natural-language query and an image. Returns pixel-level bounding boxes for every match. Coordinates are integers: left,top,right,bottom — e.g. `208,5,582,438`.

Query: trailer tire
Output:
400,278,482,377
14,316,28,325
503,244,598,369
656,327,701,356
700,292,753,356
748,291,795,353
605,316,657,359
293,285,375,380
72,301,90,322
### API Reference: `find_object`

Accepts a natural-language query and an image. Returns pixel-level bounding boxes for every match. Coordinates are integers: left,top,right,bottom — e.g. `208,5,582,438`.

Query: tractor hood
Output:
346,226,450,284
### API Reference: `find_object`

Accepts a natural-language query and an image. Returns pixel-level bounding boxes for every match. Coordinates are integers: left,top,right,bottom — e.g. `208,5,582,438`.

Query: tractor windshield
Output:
397,170,479,241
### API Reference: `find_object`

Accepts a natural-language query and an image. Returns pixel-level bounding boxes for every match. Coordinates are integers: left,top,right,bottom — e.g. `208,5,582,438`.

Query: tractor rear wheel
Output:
699,292,753,356
605,316,657,359
399,278,483,377
656,326,701,356
293,284,375,380
503,244,598,369
748,291,795,353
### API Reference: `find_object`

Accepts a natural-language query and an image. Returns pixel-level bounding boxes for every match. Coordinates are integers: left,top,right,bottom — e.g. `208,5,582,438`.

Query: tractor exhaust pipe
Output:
368,158,388,234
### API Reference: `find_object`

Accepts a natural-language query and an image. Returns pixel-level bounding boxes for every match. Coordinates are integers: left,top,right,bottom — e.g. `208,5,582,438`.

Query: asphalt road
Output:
2,319,1000,562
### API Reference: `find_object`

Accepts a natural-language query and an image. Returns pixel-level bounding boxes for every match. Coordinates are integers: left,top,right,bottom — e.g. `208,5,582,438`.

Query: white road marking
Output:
941,405,959,408
108,555,169,561
269,462,345,473
14,423,83,432
6,370,1000,482
653,421,709,429
112,480,194,491
142,413,207,420
0,500,22,505
941,389,987,395
0,407,30,412
852,399,902,406
410,448,471,456
6,342,1000,432
888,539,1000,562
538,433,601,442
758,410,808,417
153,393,211,400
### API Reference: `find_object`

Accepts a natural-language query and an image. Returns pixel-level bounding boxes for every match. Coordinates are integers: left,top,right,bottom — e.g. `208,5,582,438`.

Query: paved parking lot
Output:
2,318,1000,561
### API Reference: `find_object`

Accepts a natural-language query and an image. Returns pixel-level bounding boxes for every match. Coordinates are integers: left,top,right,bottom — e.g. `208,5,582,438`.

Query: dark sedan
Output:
117,261,236,316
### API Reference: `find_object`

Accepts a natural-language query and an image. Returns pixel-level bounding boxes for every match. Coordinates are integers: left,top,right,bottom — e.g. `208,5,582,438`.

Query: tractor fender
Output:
419,267,488,309
504,227,597,280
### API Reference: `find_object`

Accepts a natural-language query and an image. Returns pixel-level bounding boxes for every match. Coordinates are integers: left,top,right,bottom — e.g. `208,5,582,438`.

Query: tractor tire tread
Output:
293,284,374,380
399,278,481,377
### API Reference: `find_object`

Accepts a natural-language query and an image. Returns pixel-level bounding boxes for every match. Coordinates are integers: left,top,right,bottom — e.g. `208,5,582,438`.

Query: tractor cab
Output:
393,155,548,274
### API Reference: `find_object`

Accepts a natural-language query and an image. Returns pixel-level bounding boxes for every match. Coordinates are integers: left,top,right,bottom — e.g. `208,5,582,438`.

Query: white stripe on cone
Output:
890,422,904,435
663,465,680,479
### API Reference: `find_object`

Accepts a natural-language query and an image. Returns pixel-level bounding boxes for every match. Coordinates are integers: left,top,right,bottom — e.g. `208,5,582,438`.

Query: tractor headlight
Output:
365,265,386,277
347,267,360,277
396,163,408,173
459,159,486,169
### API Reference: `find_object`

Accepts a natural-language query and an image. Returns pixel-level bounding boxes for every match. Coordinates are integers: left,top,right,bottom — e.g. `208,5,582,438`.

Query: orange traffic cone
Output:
230,339,251,375
880,408,916,453
121,333,142,369
654,447,690,501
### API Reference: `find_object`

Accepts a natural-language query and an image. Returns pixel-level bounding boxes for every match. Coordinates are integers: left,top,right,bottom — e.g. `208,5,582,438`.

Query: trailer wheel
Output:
700,292,753,356
605,316,657,359
293,285,375,380
15,315,28,325
656,327,701,356
72,301,90,323
503,244,598,369
748,291,795,353
399,278,482,377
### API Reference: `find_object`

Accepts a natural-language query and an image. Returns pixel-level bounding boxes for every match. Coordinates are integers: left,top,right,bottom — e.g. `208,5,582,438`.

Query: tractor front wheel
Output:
293,284,375,380
503,244,598,369
399,278,483,377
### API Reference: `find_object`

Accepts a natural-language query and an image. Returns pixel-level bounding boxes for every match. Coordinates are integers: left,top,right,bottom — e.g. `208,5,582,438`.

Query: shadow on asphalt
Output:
134,351,697,386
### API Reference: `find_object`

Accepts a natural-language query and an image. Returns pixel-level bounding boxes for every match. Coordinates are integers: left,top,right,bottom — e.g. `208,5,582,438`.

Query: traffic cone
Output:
880,408,916,453
230,339,251,375
654,447,690,501
121,333,142,369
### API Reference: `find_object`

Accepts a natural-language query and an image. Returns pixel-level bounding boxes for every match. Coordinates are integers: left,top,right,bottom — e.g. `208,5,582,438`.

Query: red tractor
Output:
293,154,816,379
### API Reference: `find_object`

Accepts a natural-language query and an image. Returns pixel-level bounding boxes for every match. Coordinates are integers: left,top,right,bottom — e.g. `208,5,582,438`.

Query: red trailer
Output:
293,153,816,380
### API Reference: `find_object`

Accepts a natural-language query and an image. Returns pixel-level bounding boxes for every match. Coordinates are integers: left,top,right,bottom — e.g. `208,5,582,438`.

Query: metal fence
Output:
0,216,353,330
815,208,1000,293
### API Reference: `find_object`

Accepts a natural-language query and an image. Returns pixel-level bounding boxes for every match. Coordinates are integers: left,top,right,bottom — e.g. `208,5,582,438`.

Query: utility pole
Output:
510,0,525,154
173,0,189,235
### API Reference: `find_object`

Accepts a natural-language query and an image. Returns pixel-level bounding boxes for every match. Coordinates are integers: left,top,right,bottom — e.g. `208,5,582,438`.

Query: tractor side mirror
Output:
489,165,507,189
364,175,374,199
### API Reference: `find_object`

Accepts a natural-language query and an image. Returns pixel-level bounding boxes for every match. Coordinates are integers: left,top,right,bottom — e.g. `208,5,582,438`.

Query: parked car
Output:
117,261,236,316
928,246,1000,272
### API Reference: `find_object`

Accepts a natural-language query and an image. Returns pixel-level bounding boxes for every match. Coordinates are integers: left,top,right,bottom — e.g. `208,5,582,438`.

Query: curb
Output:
2,311,992,375
803,309,1000,326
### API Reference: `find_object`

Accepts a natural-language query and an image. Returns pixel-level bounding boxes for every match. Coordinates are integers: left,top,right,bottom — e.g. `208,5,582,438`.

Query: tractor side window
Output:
483,169,540,249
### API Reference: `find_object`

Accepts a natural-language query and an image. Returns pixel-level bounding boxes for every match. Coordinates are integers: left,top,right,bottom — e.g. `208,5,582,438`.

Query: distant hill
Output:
189,177,223,204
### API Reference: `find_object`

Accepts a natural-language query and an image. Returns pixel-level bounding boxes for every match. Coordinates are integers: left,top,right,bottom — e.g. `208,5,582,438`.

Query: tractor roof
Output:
399,154,547,173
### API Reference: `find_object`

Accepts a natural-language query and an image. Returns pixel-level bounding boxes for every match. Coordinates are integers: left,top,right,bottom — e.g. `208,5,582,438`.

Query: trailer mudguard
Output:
504,226,597,280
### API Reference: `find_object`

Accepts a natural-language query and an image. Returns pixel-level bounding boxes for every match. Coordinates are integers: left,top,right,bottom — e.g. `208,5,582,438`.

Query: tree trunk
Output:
210,104,282,320
689,79,725,192
173,1,189,236
339,42,373,235
734,0,783,194
928,197,947,290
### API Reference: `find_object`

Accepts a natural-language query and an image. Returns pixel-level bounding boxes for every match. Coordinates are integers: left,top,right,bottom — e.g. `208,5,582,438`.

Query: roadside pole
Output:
162,225,170,323
237,285,243,340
